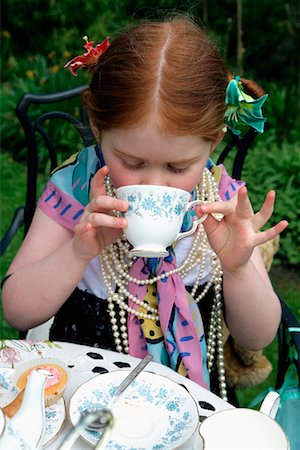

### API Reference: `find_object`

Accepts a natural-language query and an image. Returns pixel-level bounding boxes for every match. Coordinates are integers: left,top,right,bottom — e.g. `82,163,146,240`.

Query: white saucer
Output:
129,248,168,258
0,368,65,447
69,370,199,449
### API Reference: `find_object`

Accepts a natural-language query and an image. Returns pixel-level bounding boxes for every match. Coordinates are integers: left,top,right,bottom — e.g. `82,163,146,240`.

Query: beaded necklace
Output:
100,168,228,400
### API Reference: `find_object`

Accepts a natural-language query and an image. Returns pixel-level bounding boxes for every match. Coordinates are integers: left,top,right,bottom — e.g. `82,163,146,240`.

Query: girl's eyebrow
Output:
113,147,143,161
168,155,201,165
113,147,202,165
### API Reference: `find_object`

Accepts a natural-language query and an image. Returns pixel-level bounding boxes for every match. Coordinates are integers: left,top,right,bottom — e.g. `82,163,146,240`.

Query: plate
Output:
69,370,199,449
0,368,65,447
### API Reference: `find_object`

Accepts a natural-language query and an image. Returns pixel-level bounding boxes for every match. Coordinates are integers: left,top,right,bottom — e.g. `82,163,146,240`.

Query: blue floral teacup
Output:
116,185,207,258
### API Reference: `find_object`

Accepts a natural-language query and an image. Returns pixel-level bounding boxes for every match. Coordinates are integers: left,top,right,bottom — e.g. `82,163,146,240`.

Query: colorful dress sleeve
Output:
38,148,244,231
206,159,245,201
38,145,101,230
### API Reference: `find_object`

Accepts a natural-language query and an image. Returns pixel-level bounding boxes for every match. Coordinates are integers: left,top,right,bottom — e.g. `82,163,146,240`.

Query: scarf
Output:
127,244,209,388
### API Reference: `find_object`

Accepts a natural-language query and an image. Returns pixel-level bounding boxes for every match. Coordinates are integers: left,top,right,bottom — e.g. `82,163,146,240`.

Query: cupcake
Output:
4,358,69,418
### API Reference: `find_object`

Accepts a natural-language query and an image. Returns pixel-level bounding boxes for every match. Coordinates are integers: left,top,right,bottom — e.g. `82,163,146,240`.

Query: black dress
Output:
49,284,233,401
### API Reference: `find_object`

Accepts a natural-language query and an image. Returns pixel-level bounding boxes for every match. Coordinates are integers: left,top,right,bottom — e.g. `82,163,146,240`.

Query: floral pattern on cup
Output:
120,190,188,222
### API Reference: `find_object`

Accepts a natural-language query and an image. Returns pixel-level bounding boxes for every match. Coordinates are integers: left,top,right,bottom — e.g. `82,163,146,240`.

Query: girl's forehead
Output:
103,125,211,158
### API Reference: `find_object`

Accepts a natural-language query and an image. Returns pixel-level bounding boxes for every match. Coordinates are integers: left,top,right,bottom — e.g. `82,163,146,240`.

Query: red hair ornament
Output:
64,36,110,76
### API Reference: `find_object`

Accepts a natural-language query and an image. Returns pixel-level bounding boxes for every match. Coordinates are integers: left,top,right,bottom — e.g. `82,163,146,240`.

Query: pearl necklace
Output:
100,168,228,400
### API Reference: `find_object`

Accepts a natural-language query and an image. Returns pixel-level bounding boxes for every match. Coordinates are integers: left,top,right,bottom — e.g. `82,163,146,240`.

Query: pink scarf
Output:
127,250,209,388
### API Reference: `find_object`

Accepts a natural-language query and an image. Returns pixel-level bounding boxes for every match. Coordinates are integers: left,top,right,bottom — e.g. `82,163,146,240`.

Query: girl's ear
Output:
210,129,226,154
90,122,101,141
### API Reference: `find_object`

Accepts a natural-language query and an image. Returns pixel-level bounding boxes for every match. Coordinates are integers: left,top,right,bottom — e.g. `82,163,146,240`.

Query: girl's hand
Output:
73,166,128,260
197,186,288,273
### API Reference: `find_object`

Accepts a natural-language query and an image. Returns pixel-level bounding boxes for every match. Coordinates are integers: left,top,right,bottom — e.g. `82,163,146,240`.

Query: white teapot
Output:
198,391,289,449
0,368,51,449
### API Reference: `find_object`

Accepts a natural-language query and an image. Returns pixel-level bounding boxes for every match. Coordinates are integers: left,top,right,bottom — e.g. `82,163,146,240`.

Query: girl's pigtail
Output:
239,77,265,99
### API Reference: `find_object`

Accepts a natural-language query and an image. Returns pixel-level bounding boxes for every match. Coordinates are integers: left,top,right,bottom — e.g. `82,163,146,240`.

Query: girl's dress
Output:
38,144,244,389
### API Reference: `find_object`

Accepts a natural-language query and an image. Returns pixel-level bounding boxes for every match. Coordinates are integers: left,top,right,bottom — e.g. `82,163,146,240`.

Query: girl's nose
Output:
142,171,167,186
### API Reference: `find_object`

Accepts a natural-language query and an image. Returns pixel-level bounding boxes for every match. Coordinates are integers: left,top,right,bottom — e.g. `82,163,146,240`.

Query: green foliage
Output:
0,51,90,165
2,0,300,150
2,0,131,64
0,153,27,339
263,82,300,143
243,140,300,266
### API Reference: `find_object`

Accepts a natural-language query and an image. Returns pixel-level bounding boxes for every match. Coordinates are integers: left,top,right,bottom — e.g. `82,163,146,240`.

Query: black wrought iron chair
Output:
0,85,93,255
1,86,299,410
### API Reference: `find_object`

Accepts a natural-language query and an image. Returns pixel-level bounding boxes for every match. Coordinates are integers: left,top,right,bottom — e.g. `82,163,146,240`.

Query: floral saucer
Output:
69,370,199,449
0,368,65,447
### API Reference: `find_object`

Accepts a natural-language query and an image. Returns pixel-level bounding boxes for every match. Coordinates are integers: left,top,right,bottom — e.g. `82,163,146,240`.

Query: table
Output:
0,340,234,449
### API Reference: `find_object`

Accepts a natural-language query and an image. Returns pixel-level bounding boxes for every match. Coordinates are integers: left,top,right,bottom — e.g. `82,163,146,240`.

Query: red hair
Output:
83,17,262,141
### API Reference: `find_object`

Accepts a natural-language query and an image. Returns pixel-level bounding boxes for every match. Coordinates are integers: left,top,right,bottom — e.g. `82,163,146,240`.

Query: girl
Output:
2,17,288,400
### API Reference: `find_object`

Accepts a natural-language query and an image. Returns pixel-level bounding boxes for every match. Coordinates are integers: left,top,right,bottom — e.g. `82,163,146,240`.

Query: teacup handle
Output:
175,200,208,242
259,391,280,419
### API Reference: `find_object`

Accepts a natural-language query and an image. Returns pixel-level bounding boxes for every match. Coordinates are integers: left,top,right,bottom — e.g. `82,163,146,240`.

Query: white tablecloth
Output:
0,340,234,448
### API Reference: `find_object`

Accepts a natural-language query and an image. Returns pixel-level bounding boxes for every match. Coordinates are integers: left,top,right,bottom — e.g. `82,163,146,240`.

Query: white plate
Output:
69,370,199,449
0,368,65,447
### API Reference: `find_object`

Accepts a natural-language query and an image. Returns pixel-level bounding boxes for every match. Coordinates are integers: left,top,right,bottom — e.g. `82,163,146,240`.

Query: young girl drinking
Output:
2,17,288,400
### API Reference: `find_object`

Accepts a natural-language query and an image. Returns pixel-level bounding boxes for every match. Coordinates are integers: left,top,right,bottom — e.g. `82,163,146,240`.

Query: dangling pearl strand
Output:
100,169,227,401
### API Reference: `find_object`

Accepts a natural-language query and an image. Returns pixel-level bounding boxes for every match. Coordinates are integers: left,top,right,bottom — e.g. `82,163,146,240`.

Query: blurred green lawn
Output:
0,151,299,407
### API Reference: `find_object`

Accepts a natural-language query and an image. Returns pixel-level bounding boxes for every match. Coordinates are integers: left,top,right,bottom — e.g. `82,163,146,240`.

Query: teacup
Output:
198,391,289,450
115,184,207,258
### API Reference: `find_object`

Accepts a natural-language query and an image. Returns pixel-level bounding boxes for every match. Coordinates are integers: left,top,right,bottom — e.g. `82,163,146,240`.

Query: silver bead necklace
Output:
99,168,228,400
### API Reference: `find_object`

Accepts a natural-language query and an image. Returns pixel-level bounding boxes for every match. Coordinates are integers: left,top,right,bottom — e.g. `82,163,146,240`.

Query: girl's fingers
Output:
87,166,129,214
80,166,129,232
253,220,289,246
200,199,235,216
196,207,220,235
75,222,93,236
252,191,275,231
90,166,109,199
200,187,251,218
234,186,253,219
86,195,128,214
85,212,127,229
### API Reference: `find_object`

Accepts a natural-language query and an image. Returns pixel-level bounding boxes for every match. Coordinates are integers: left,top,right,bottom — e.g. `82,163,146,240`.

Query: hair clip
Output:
64,36,110,76
224,76,268,135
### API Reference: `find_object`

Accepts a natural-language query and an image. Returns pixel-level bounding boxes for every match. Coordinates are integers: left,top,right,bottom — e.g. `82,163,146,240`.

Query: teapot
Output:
198,391,289,450
0,368,52,449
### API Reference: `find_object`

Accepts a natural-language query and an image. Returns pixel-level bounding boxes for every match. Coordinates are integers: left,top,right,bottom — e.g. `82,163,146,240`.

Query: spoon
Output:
60,354,153,450
84,353,153,431
59,408,114,450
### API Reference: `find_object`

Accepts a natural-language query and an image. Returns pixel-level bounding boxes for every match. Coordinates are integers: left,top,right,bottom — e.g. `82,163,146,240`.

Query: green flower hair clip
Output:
224,76,268,135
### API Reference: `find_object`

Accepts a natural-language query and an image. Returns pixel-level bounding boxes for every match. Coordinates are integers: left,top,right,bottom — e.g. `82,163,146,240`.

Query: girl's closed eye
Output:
167,164,189,174
120,159,145,170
